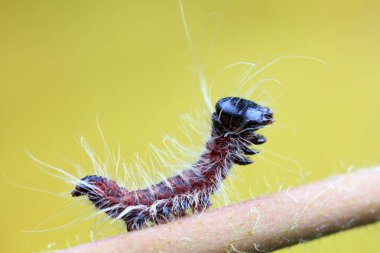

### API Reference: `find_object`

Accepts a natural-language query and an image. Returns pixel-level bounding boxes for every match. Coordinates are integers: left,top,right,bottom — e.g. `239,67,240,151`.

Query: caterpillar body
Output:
71,97,273,231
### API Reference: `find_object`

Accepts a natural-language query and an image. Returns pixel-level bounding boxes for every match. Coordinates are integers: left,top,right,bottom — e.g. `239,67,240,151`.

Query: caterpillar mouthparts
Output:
72,97,273,231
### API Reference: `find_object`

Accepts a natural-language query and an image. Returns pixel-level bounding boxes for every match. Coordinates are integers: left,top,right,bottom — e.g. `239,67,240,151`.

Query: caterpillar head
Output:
71,175,104,197
212,97,273,137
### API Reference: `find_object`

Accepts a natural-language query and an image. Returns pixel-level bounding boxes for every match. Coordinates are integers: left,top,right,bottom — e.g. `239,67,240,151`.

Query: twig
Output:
64,167,380,253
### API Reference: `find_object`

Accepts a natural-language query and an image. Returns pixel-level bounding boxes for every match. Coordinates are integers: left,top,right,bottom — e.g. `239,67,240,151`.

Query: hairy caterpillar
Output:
71,97,273,231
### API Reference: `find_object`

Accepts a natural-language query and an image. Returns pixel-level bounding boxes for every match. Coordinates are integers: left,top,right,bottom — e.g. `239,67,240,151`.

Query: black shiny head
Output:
71,175,103,197
212,97,273,135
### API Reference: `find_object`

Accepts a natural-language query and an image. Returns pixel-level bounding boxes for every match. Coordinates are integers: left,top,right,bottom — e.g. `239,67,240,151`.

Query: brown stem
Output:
64,167,380,253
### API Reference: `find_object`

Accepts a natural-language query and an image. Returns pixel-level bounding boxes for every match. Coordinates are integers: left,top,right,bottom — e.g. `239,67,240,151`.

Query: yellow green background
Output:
1,0,380,252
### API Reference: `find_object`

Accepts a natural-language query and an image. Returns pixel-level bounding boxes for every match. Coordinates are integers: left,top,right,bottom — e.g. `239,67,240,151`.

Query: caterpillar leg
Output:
249,133,266,145
124,213,148,231
191,194,211,213
151,205,172,224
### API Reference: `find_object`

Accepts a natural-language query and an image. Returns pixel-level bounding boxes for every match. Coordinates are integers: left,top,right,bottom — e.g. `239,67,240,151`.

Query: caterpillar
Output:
71,96,273,231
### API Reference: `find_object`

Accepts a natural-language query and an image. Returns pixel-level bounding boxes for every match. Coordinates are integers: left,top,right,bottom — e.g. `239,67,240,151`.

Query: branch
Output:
64,167,380,253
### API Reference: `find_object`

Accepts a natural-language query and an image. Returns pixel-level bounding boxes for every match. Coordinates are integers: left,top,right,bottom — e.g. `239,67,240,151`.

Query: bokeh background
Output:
1,0,380,252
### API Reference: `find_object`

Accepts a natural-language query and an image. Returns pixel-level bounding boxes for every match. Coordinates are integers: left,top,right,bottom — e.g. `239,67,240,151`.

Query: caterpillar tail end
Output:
71,175,105,197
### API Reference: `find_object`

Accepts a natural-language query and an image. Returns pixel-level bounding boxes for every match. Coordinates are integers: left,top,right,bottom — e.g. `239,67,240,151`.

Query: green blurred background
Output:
1,0,380,252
